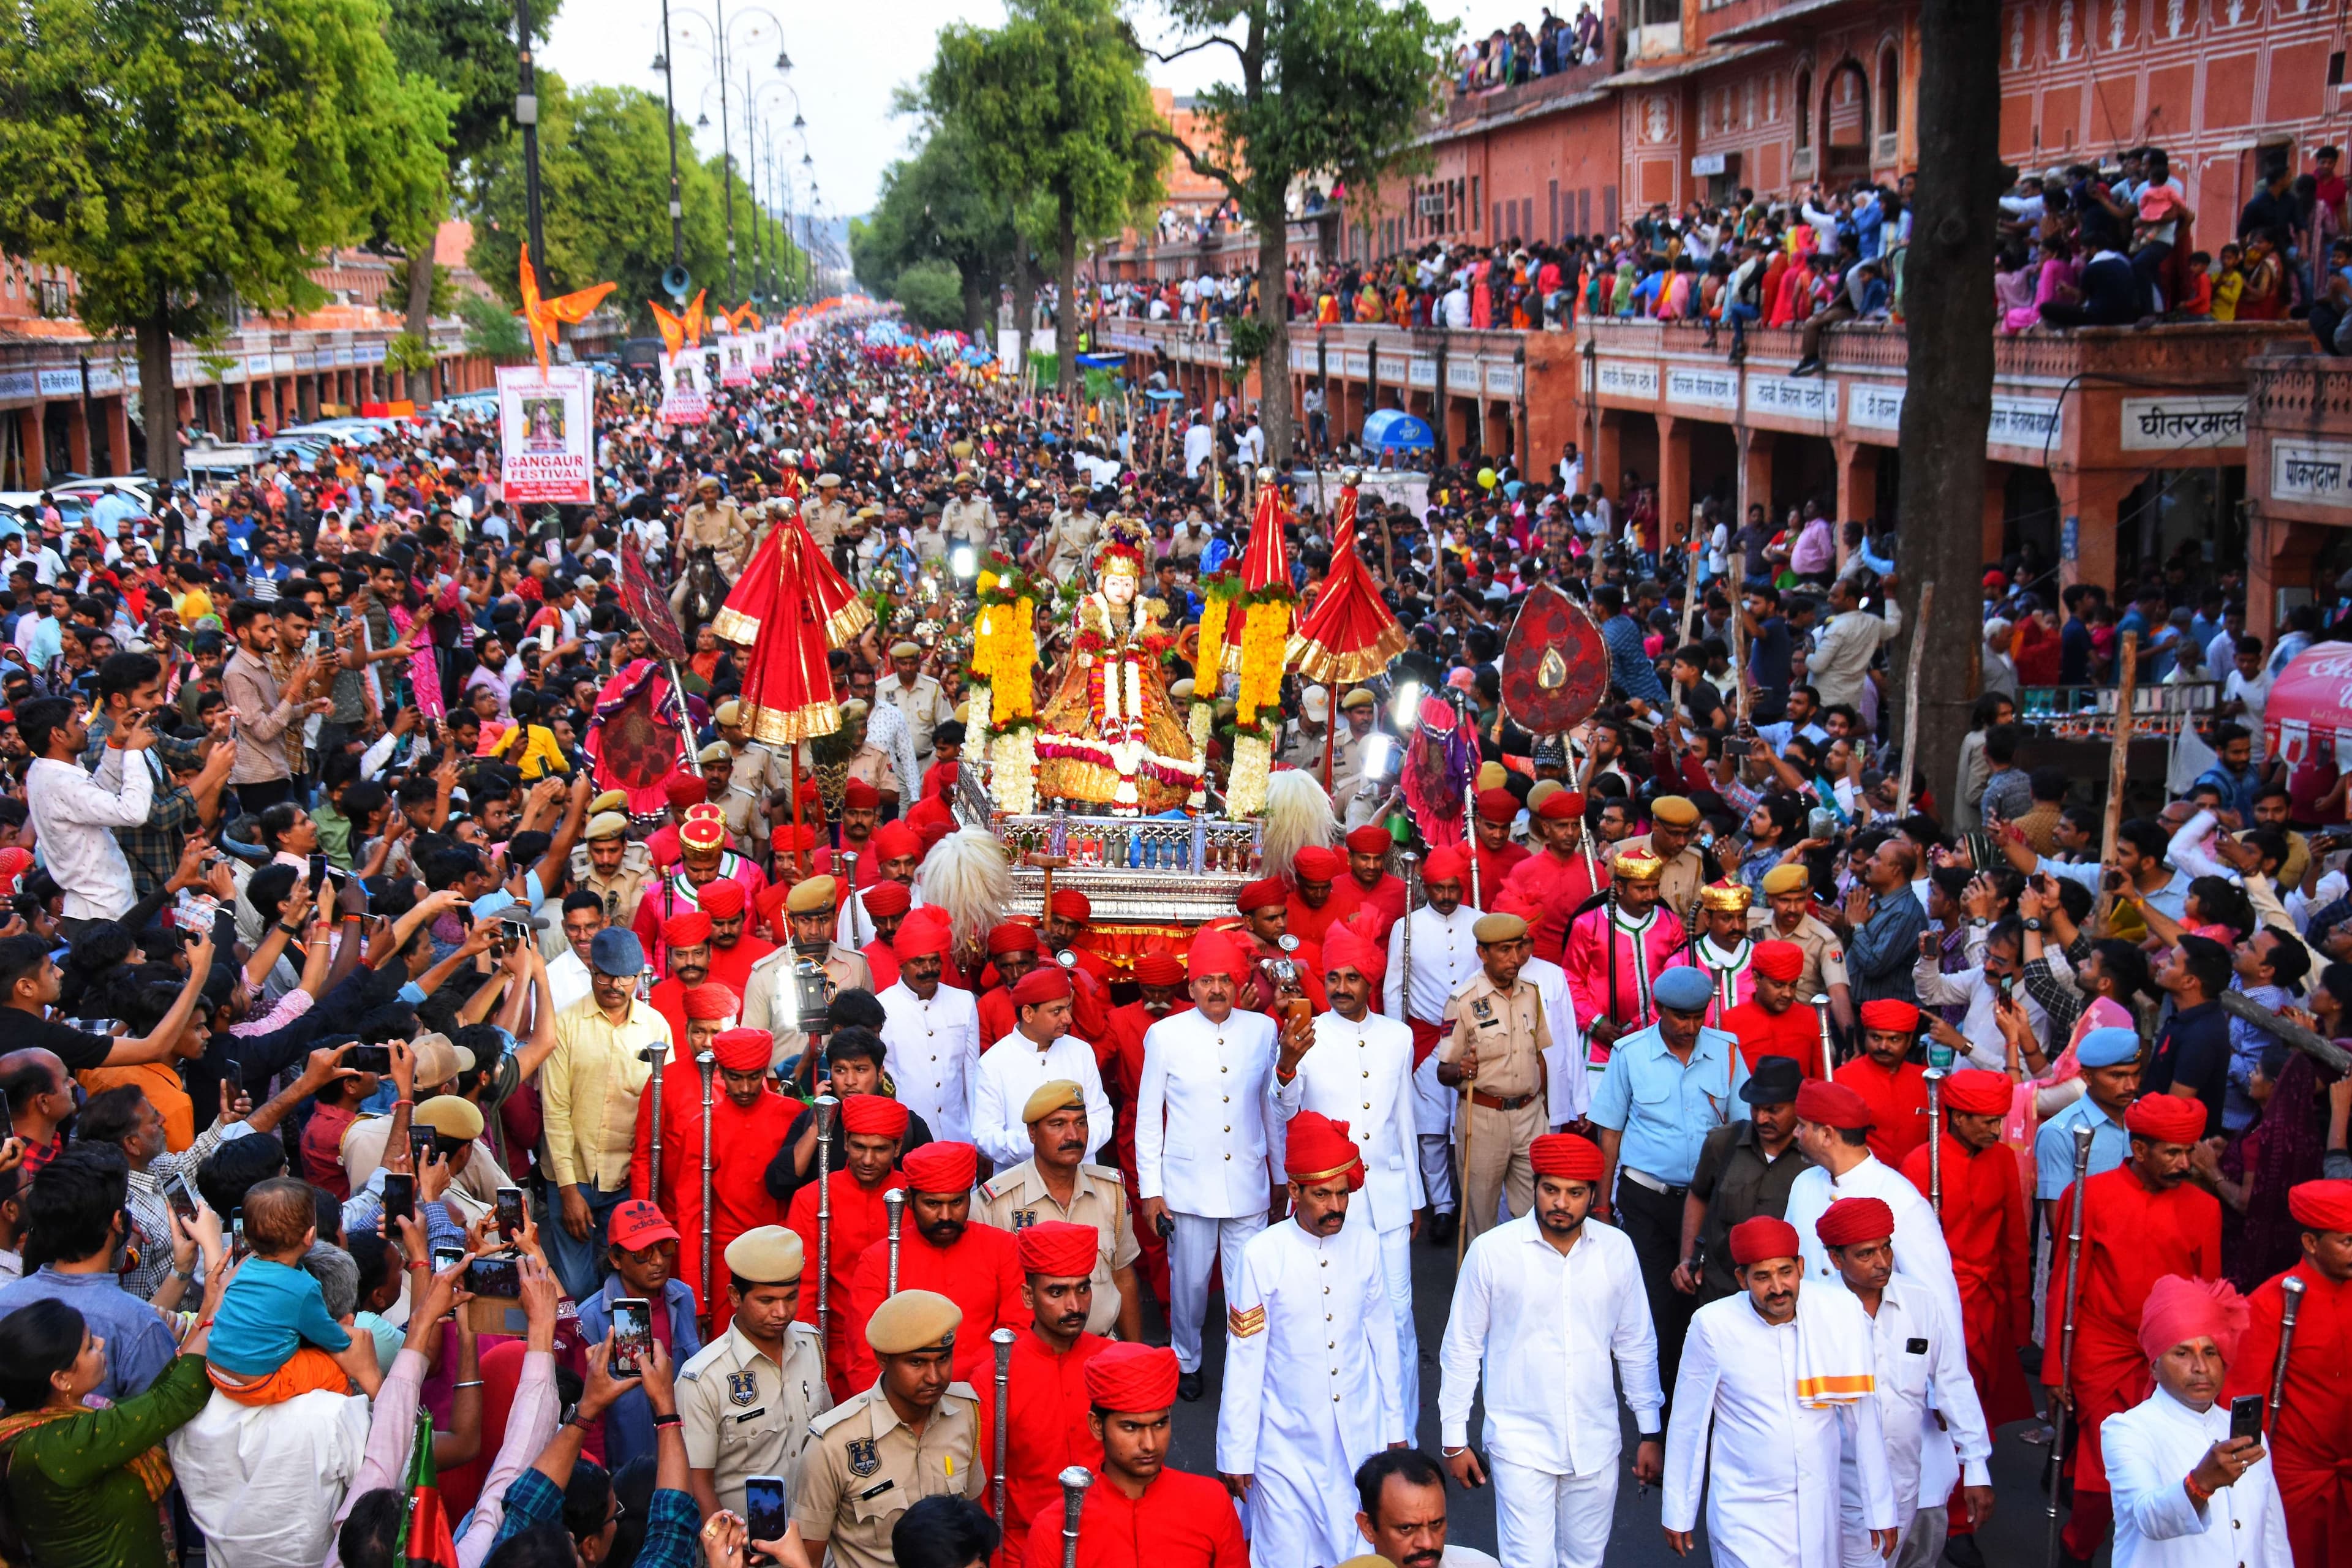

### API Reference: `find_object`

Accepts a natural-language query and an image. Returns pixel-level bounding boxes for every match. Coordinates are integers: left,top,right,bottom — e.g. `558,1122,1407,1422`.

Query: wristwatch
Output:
2023,918,2044,932
1969,917,1990,930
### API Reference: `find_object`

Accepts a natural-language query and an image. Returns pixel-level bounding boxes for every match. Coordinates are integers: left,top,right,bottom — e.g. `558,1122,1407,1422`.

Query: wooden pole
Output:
2099,636,2139,869
1897,582,1934,820
789,747,809,879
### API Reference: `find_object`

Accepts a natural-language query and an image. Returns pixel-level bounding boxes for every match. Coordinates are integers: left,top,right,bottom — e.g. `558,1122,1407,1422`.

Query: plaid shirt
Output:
115,767,205,902
492,1466,698,1567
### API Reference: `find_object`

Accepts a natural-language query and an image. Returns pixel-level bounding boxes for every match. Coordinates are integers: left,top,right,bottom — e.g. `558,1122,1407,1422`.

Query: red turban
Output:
869,822,922,861
712,1027,772,1073
1751,941,1803,982
1346,825,1393,856
1815,1197,1895,1248
663,910,714,947
1187,932,1241,981
698,879,746,918
1011,967,1072,1006
842,778,881,809
918,821,952,853
986,924,1039,955
1858,999,1921,1033
894,921,952,959
2137,1274,2250,1365
1015,1219,1099,1279
2288,1179,2352,1234
901,1140,978,1194
2125,1093,2209,1145
665,770,706,809
1940,1069,2013,1117
862,881,913,918
1535,790,1585,821
1729,1216,1803,1267
907,796,956,831
1291,846,1346,882
1794,1080,1872,1130
840,1094,909,1137
1236,878,1289,914
1529,1133,1604,1180
683,983,739,1021
1085,1342,1180,1413
1050,889,1093,922
1282,1112,1363,1190
1474,788,1520,824
1421,846,1469,883
679,815,728,852
1133,951,1186,986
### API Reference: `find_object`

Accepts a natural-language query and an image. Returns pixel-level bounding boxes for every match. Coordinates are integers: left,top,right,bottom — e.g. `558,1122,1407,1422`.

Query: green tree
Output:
927,0,1164,395
1146,0,1453,462
851,123,1027,340
0,0,453,479
890,260,968,331
382,0,562,396
457,290,531,361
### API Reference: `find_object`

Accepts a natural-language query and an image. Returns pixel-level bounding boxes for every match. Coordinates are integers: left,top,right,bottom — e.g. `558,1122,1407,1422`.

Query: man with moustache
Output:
1351,1449,1503,1568
783,1091,908,1396
695,877,774,1001
974,1080,1144,1341
972,1220,1114,1567
677,1225,830,1520
1438,1132,1662,1568
1216,1110,1408,1568
1500,789,1608,966
842,1140,1026,1391
878,917,981,1145
976,923,1043,1046
971,967,1113,1170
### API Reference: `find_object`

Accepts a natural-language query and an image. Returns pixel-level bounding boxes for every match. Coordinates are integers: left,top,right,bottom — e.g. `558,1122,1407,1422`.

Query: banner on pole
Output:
495,364,595,504
658,350,710,424
718,334,754,388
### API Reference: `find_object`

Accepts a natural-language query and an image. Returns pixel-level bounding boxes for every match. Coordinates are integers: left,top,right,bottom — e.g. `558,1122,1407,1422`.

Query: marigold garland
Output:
1237,600,1289,725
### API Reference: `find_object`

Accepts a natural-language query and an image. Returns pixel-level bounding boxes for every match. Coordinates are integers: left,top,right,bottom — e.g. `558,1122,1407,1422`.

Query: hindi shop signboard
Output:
496,364,595,505
658,350,710,425
2270,437,2352,511
2119,395,2247,452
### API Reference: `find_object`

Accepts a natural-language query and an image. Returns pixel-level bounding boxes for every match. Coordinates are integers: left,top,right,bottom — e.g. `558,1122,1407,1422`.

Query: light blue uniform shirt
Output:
2038,858,2188,925
2034,1096,2130,1203
1587,1023,1748,1188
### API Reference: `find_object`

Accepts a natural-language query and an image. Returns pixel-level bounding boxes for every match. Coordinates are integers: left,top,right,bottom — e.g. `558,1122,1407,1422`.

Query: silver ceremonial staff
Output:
640,1039,671,1196
1058,1465,1094,1568
1808,993,1833,1077
813,1094,839,1351
1923,1068,1945,1218
2267,1273,2308,1428
697,1050,717,1311
2043,1122,2096,1568
992,1327,1017,1526
883,1186,908,1295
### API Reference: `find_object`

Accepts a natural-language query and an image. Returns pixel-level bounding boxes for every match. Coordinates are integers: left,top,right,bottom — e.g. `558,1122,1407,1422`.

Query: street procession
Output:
7,0,2352,1566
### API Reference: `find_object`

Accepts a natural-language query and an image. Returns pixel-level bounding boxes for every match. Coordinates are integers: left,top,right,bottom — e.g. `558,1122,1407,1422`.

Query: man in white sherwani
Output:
1215,1109,1407,1568
876,921,980,1144
2103,1273,2291,1568
1779,1079,1967,1353
1663,1215,1900,1567
968,966,1112,1169
1811,1196,1995,1568
1384,844,1483,1248
1438,1131,1663,1568
1273,921,1425,1419
1138,930,1282,1401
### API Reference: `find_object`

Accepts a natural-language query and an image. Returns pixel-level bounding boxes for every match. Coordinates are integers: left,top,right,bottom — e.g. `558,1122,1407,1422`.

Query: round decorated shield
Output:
1499,584,1610,735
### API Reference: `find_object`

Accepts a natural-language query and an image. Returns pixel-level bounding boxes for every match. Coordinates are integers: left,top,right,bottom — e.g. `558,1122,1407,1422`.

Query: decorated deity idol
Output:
1034,521,1202,813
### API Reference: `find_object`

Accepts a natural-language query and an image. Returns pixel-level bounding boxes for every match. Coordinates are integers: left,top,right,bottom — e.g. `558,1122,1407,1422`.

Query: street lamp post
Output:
514,0,546,272
658,0,682,265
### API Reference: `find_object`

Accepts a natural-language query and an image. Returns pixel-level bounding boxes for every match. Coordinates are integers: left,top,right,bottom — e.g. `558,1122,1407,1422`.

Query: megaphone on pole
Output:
661,265,692,303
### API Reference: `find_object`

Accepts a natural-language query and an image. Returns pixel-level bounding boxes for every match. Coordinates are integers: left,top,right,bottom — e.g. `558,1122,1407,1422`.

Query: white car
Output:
49,476,158,512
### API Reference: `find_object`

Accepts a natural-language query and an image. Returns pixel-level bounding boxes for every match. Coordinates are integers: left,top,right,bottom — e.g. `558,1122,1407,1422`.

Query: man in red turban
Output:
2043,1090,2222,1561
831,777,882,887
1899,1068,2036,1436
1028,1343,1249,1568
695,873,776,1000
1099,947,1189,1305
1836,998,1932,1168
1284,845,1354,946
649,913,718,1032
2225,1179,2352,1566
975,1219,1114,1567
784,1091,908,1396
1468,786,1532,911
976,922,1043,1045
852,876,911,991
1499,788,1607,966
1338,824,1407,947
844,1141,1027,1390
1717,938,1826,1077
1232,876,1327,1015
629,1018,794,1329
971,963,1114,1172
1041,887,1115,1042
632,788,771,963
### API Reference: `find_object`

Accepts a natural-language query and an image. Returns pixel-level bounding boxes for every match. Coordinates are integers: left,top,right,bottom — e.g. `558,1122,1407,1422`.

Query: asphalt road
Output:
1148,1221,2104,1567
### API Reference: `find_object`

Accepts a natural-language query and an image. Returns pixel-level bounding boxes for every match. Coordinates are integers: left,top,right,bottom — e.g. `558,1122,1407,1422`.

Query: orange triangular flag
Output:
682,288,707,347
649,300,685,359
724,302,763,333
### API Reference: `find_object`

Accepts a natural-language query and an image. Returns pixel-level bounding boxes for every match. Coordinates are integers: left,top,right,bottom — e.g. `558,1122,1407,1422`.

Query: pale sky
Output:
537,0,1541,222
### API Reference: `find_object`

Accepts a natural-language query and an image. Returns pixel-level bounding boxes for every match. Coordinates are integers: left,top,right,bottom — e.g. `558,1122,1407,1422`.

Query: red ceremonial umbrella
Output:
2262,642,2352,782
1295,481,1408,687
1239,480,1291,592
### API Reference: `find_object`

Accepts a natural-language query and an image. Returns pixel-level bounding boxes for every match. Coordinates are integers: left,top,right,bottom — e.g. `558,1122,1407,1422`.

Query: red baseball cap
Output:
608,1199,680,1253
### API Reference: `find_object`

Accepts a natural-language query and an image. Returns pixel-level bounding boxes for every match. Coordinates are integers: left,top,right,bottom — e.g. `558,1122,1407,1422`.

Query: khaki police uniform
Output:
680,498,753,576
1615,834,1706,925
802,492,851,549
1744,909,1850,1001
880,673,953,765
1436,970,1553,1245
720,782,769,858
793,1382,985,1568
679,1319,831,1518
941,494,994,546
973,1158,1142,1338
571,843,655,931
729,740,781,804
743,941,876,1058
1041,507,1098,582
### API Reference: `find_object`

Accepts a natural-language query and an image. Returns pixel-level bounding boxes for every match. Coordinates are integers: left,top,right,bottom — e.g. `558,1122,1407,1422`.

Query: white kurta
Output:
1783,1155,1967,1352
1833,1276,1992,1568
968,1029,1112,1169
876,979,981,1144
1215,1215,1406,1568
2104,1387,2292,1568
1385,904,1482,1138
1518,954,1587,1123
1136,1006,1283,1217
1664,1289,1899,1568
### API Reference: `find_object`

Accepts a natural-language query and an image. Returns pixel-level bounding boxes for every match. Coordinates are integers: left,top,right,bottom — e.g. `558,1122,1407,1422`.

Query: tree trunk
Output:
1894,0,2005,810
961,267,989,341
405,243,439,402
1014,247,1038,384
138,308,179,486
1254,208,1293,467
1055,189,1079,399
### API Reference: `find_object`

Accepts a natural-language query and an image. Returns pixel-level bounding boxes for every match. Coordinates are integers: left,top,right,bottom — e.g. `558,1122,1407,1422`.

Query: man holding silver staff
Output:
2222,1178,2352,1567
1025,1343,1250,1568
971,1220,1114,1568
1384,844,1481,1251
786,1091,911,1398
844,1140,1027,1392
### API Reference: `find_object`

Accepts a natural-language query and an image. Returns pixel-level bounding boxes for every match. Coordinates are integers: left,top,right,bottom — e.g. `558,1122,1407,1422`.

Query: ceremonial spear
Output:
696,1050,717,1317
991,1327,1017,1526
813,1094,839,1351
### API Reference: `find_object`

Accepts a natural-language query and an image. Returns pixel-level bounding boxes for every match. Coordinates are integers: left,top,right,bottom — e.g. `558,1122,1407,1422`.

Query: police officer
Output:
714,698,781,804
1616,794,1710,921
573,807,655,932
679,1226,832,1519
1746,862,1852,1029
742,875,875,1043
941,472,995,548
794,1289,986,1568
698,741,769,860
680,475,753,576
973,1080,1145,1341
879,642,953,771
803,473,850,549
1434,911,1555,1245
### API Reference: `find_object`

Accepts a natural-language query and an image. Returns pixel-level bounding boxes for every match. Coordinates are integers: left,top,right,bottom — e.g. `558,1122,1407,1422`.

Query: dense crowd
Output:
0,287,2342,1568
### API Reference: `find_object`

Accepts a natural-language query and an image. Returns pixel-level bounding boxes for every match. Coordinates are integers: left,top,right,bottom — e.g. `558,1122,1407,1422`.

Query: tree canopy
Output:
850,121,1028,339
